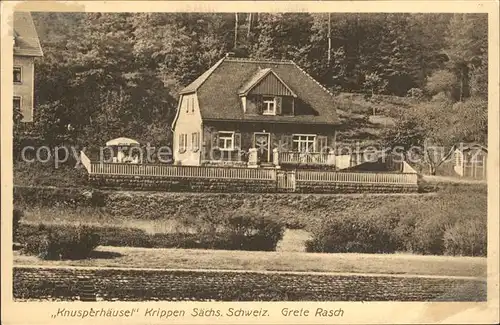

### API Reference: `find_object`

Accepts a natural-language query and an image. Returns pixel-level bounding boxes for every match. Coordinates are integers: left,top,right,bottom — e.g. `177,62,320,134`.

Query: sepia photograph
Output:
1,1,499,324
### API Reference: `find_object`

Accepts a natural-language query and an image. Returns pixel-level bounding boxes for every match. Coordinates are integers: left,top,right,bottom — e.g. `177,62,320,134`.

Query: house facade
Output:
172,54,340,168
13,12,43,122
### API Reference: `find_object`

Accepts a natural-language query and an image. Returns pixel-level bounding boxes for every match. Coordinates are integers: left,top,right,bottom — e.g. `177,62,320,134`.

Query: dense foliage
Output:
17,210,285,251
21,224,100,260
306,184,487,256
20,12,486,161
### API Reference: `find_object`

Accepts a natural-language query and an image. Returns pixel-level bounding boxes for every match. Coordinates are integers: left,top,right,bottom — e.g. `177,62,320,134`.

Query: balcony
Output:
276,150,336,166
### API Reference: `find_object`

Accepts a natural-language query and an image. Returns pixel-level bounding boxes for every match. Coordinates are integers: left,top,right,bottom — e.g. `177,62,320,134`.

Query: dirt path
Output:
14,245,487,278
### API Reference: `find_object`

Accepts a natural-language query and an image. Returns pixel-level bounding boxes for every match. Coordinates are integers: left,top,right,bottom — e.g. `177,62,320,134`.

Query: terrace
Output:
80,150,419,193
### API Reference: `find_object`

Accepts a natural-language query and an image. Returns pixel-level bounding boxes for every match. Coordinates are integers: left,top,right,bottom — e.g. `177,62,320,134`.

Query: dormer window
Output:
262,97,276,115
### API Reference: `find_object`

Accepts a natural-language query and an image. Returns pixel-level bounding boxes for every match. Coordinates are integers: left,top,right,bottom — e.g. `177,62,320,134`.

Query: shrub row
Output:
306,186,487,256
18,212,285,253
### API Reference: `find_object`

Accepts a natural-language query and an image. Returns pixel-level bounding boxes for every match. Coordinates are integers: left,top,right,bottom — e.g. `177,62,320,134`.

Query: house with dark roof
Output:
171,53,340,167
13,12,43,122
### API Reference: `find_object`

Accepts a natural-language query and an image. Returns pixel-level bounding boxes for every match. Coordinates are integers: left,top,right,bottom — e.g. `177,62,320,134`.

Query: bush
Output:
305,213,400,253
406,87,425,100
444,218,487,256
222,214,285,251
409,216,450,255
21,224,100,260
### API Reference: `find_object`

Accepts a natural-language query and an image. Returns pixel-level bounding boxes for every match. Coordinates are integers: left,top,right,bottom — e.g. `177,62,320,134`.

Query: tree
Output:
382,115,426,161
425,70,457,98
387,95,487,175
250,13,313,66
25,12,487,165
362,72,388,115
306,14,348,91
442,14,488,102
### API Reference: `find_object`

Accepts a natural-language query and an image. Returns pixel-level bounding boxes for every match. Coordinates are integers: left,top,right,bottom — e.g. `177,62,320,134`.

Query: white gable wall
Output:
173,93,203,166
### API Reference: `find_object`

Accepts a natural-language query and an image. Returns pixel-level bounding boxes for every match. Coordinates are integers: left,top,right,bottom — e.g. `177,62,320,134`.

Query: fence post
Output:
273,148,280,169
248,148,258,168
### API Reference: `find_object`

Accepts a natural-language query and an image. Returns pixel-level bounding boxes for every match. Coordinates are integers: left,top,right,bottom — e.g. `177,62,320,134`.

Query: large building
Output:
13,12,43,122
171,54,340,167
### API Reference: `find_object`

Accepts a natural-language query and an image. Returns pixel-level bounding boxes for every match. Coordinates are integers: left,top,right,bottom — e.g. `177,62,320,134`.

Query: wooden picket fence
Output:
80,151,418,188
81,151,276,180
295,170,418,185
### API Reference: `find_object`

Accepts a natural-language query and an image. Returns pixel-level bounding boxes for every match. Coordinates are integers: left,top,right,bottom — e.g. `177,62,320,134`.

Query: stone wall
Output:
295,181,418,194
89,174,277,193
13,267,486,302
88,173,419,194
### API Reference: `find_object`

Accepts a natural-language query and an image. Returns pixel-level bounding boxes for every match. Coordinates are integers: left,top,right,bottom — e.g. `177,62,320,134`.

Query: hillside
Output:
334,92,417,146
20,13,486,149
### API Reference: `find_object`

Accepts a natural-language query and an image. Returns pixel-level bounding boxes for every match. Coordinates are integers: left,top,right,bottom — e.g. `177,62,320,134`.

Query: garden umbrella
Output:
106,137,140,147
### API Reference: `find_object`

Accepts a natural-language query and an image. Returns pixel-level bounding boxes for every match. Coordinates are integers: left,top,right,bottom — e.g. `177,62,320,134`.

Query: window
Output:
218,131,234,151
191,98,195,113
292,134,316,152
192,132,200,152
317,136,328,153
262,97,276,115
185,98,189,113
13,96,21,111
13,66,22,83
178,133,188,153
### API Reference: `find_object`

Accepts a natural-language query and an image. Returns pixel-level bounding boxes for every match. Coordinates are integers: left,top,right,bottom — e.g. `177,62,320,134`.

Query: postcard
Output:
1,1,498,324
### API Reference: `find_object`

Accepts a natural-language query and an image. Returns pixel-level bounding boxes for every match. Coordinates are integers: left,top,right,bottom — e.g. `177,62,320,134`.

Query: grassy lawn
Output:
21,207,186,234
13,245,486,278
422,175,487,185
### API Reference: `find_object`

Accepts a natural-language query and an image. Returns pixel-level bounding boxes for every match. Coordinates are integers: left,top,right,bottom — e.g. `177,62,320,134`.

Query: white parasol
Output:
106,137,140,147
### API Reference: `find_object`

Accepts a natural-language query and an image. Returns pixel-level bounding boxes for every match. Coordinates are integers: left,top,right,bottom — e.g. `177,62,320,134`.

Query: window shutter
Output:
281,135,292,151
211,131,219,150
234,132,241,151
317,136,328,153
256,95,263,115
275,96,282,115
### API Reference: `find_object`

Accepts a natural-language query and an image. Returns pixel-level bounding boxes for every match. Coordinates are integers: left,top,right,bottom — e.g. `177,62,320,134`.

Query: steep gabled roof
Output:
13,12,43,57
238,68,297,97
180,56,339,125
179,57,225,94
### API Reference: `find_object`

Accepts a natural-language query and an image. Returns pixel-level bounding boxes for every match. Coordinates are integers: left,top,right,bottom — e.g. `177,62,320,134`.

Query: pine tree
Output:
443,13,488,101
